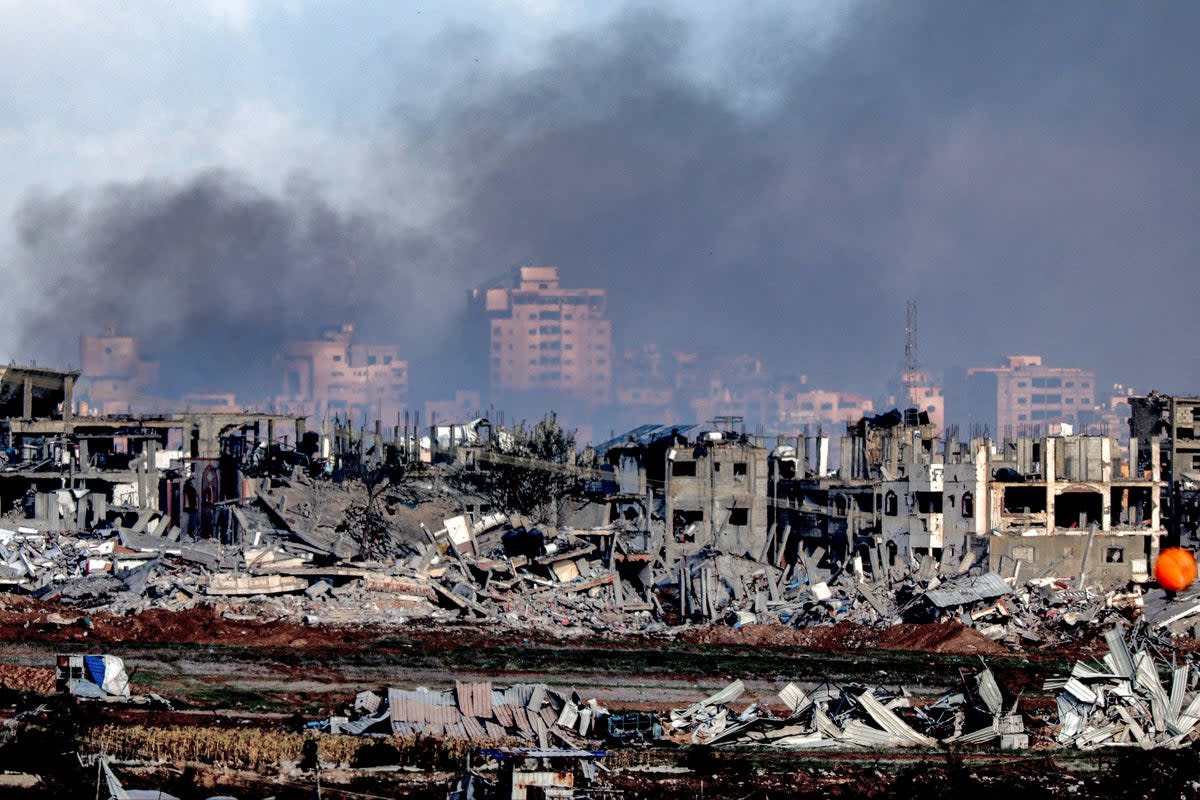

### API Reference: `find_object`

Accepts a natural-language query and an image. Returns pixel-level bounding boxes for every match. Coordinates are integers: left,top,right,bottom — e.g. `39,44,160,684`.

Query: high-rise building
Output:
484,266,612,403
277,323,408,423
963,355,1098,437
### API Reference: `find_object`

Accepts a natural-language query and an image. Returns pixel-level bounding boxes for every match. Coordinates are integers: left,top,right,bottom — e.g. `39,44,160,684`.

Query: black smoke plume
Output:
13,2,1200,413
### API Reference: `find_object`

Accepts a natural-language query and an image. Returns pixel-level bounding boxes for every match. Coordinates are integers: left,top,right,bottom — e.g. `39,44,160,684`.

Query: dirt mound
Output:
0,663,54,693
0,603,375,649
679,621,1007,656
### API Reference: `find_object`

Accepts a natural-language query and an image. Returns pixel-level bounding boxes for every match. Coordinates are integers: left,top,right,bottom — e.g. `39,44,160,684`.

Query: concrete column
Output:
136,455,148,509
91,493,107,526
664,449,676,570
1044,437,1056,531
22,376,32,419
62,374,75,421
1152,435,1162,531
976,441,990,535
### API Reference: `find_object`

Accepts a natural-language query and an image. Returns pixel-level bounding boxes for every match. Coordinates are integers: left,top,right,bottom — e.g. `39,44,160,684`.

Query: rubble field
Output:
1,408,1199,797
1,590,1199,798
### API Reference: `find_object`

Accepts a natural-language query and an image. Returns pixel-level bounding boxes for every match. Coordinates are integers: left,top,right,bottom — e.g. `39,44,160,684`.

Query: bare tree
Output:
448,413,579,524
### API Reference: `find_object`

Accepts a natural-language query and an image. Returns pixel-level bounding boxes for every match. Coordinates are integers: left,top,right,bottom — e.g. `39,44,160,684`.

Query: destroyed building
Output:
0,365,310,586
764,408,1163,587
598,423,769,562
1131,392,1200,545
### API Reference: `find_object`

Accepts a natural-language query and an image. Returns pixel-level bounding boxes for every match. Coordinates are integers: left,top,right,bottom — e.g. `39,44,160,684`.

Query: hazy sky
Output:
4,1,1199,403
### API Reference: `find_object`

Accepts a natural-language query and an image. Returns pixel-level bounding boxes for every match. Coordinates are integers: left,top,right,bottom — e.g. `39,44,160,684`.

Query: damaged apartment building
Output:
0,364,305,546
1130,392,1200,545
596,421,770,567
766,409,1163,587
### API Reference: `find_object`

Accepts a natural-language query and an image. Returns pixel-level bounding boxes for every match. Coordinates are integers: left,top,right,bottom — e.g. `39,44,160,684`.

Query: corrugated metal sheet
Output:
778,683,810,715
460,715,486,740
512,770,574,800
1169,694,1200,736
813,707,843,739
343,710,389,735
924,572,1011,608
1075,723,1121,747
949,724,998,744
512,705,534,734
1071,662,1118,680
1170,666,1189,721
503,684,536,708
975,669,1003,715
595,424,698,456
840,719,900,747
1062,678,1098,704
456,680,493,719
770,732,840,749
855,692,937,747
389,688,462,728
1104,628,1136,679
1135,652,1170,730
494,703,515,728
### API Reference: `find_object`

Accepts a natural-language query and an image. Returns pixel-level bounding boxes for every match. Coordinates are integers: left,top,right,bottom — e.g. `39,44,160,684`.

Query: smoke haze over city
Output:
5,1,1200,413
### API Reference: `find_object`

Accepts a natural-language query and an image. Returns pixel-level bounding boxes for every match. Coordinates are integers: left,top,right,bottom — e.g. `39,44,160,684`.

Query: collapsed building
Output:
0,359,1181,638
1131,392,1200,546
0,367,305,530
762,409,1162,588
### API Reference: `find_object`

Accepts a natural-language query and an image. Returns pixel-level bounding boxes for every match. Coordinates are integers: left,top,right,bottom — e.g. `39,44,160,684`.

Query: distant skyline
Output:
5,2,1200,405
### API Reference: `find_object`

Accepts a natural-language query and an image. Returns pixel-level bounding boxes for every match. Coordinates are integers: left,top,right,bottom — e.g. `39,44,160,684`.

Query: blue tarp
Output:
85,655,106,687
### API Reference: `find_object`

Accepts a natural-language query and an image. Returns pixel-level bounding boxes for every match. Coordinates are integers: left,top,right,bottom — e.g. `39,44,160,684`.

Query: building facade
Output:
965,356,1098,437
485,266,612,403
277,323,408,423
79,330,160,415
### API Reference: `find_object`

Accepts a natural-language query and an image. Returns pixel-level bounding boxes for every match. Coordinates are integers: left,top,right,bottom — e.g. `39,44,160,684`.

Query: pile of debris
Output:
666,668,1026,751
0,465,1169,645
673,536,1156,656
1049,623,1200,749
325,680,612,747
322,670,1030,754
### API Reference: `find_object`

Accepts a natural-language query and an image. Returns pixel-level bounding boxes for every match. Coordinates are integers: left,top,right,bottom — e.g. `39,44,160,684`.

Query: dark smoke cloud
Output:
13,2,1200,413
411,2,1200,395
15,171,435,396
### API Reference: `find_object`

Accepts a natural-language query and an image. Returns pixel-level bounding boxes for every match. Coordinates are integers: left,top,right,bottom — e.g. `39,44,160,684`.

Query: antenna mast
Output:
904,300,919,378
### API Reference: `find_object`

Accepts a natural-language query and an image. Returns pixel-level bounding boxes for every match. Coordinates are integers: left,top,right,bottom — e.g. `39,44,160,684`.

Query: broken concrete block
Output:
305,579,333,599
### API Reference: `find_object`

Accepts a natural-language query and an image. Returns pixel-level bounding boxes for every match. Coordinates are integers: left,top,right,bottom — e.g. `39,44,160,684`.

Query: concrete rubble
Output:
0,474,1171,643
0,364,1193,651
322,668,1028,752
